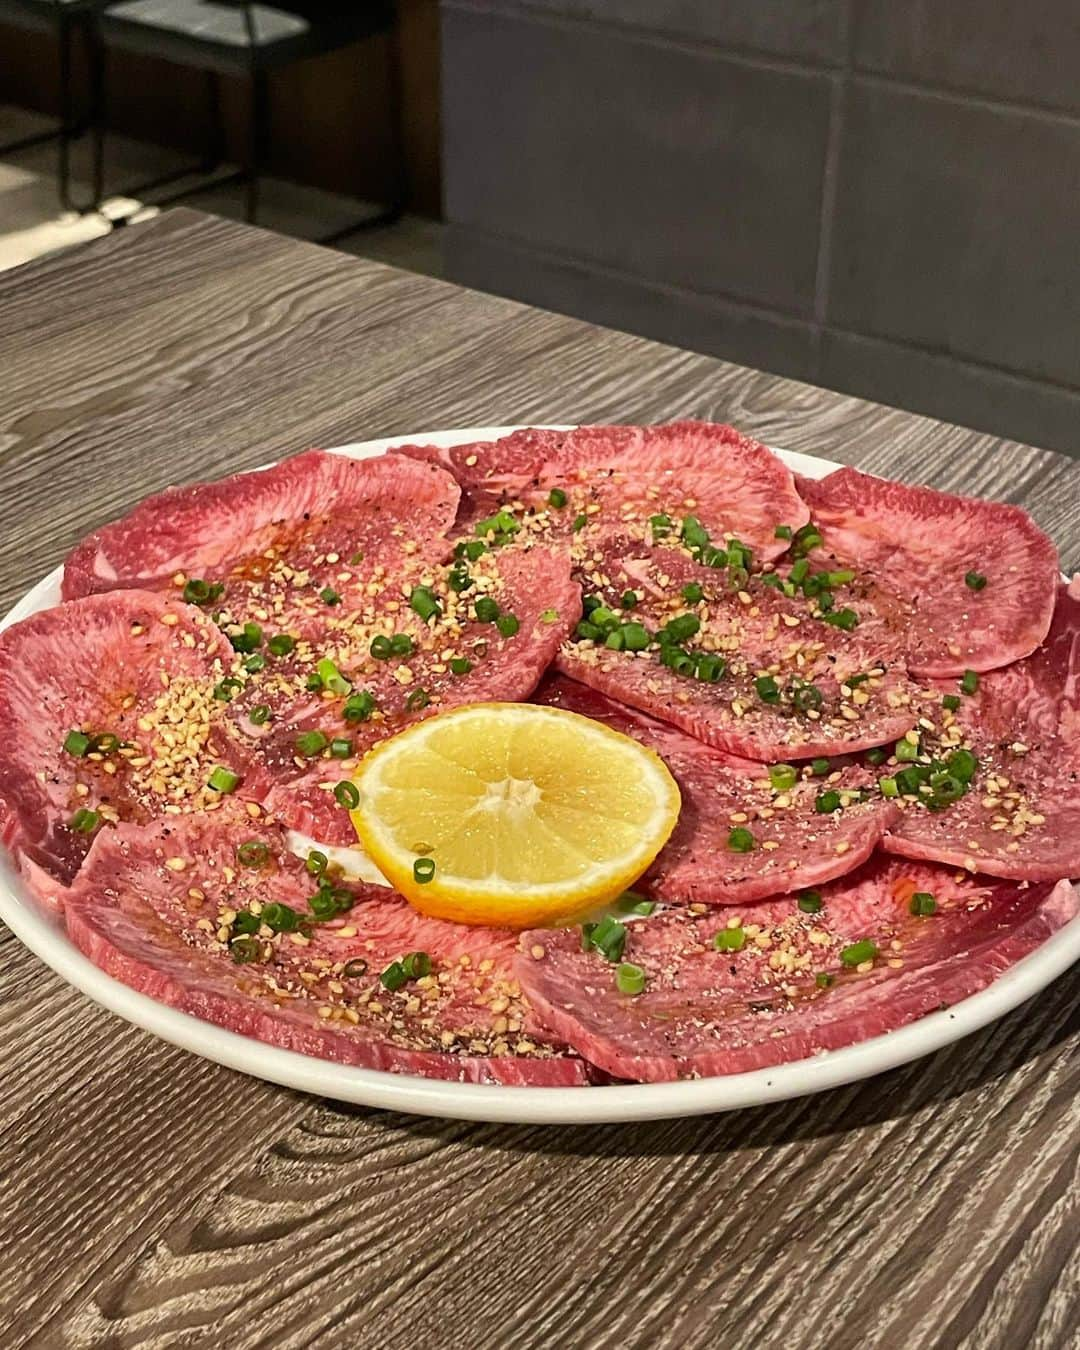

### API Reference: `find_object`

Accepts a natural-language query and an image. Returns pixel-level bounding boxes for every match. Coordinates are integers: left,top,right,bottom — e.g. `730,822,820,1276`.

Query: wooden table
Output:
1,209,1077,1350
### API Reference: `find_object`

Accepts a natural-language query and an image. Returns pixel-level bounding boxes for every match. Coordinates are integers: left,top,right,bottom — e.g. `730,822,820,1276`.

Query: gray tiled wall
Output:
441,0,1080,457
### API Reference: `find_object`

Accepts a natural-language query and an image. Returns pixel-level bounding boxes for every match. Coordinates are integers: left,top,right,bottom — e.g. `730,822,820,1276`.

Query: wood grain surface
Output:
0,209,1077,1350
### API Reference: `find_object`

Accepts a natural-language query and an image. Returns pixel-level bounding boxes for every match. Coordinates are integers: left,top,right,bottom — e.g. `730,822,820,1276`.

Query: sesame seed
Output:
164,856,187,872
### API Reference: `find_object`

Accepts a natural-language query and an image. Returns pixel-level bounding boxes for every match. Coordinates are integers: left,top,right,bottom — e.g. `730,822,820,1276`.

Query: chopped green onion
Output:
576,621,602,641
790,559,810,585
662,613,700,644
307,673,323,690
474,597,500,623
584,915,627,962
243,653,266,674
496,613,520,639
474,508,519,542
232,911,260,936
798,890,823,914
409,585,442,623
825,570,856,586
344,690,376,722
267,633,296,656
455,539,487,562
768,763,797,791
928,773,965,807
329,737,353,759
620,590,638,610
296,730,328,757
840,939,878,967
572,513,587,532
792,524,823,556
649,513,673,539
317,657,351,696
811,757,831,776
349,550,365,565
343,958,368,978
616,891,655,916
727,826,755,853
449,657,473,676
208,766,240,793
895,737,919,762
815,972,835,989
714,926,746,952
389,634,414,658
319,587,341,607
182,577,210,604
380,960,407,991
229,622,263,654
909,892,937,916
548,487,567,508
261,902,301,933
539,609,559,624
448,565,472,594
895,766,925,796
236,840,269,867
63,730,91,757
961,669,979,696
727,565,750,591
774,524,793,541
879,776,899,798
815,790,841,813
306,850,328,876
213,677,242,702
70,807,100,834
865,747,888,766
230,936,262,965
604,630,625,652
942,694,961,712
681,582,704,603
310,886,352,921
405,688,431,712
693,652,726,682
822,608,859,631
370,635,392,660
615,962,647,995
409,854,436,886
946,748,979,783
334,780,360,809
755,675,781,704
621,622,652,652
965,571,987,591
402,951,432,978
681,515,709,550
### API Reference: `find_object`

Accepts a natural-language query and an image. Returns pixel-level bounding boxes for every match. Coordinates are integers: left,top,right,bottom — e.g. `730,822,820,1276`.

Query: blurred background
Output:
2,1,1078,458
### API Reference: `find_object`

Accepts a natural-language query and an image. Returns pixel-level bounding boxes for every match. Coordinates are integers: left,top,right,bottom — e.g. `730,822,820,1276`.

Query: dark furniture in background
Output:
0,0,107,210
441,1,1080,459
0,207,1076,1348
99,1,402,231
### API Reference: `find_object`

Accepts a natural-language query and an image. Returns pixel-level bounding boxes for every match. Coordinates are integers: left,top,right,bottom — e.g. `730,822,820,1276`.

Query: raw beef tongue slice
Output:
396,421,809,563
61,451,461,642
65,810,591,1086
884,581,1080,881
517,857,1079,1083
556,537,921,761
796,466,1059,677
534,675,901,904
253,542,581,841
0,592,257,895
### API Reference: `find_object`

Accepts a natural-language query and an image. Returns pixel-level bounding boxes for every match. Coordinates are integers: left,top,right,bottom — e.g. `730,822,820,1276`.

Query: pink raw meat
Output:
518,857,1078,1082
796,466,1059,676
556,538,920,760
0,591,257,894
884,580,1080,881
535,674,901,904
397,421,808,562
65,810,590,1085
62,450,461,639
259,543,581,841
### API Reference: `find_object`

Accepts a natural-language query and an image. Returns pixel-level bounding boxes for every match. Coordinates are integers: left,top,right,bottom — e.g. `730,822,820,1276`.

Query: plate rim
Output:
2,425,1077,1125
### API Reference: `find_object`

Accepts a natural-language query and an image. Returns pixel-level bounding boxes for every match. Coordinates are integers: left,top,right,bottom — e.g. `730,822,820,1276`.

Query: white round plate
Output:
2,427,1077,1124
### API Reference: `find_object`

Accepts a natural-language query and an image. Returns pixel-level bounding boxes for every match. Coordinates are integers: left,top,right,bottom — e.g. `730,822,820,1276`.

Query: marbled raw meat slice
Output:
0,592,257,895
884,581,1080,880
396,421,808,562
556,539,920,760
257,543,581,841
796,466,1059,677
64,811,590,1085
518,857,1078,1083
534,674,901,904
62,450,461,642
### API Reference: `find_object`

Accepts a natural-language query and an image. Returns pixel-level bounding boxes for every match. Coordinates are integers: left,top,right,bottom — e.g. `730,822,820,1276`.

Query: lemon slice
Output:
349,702,681,928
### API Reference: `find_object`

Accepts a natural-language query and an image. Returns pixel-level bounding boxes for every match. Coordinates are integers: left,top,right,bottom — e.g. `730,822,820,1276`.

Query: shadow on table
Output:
326,964,1079,1157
